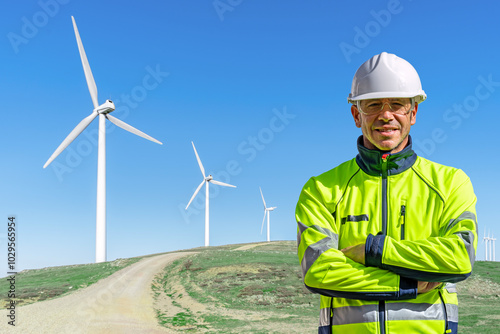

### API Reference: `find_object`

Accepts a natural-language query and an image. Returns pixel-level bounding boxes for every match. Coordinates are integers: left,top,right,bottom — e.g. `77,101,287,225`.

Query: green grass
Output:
153,241,318,333
0,257,142,307
468,260,500,285
153,243,500,333
184,249,313,310
456,260,500,333
1,241,498,334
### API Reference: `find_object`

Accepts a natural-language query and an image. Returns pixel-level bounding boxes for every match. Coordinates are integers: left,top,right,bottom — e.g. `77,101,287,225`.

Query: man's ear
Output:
410,103,418,125
351,104,362,128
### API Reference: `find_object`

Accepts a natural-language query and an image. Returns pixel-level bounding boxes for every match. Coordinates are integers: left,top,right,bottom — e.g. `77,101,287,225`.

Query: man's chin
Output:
376,145,396,152
363,133,409,153
374,138,408,153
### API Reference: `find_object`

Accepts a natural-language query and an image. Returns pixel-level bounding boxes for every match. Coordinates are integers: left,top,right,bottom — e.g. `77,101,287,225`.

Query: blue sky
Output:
1,0,498,277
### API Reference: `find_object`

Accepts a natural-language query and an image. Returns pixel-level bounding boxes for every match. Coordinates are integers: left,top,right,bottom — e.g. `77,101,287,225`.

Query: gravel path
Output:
233,243,268,251
0,252,193,333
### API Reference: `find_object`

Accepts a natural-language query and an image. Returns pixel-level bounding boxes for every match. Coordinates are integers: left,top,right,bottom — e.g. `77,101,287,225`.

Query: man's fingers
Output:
418,281,441,294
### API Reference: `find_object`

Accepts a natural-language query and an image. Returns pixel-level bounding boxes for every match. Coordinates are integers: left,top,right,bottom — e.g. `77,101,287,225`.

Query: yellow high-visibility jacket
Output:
296,137,477,334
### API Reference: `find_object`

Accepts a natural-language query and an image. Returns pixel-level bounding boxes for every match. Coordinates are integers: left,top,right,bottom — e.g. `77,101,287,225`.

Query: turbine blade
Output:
259,187,267,209
185,180,205,210
210,179,236,188
72,16,98,109
191,142,205,177
261,211,267,234
106,114,162,144
44,112,98,168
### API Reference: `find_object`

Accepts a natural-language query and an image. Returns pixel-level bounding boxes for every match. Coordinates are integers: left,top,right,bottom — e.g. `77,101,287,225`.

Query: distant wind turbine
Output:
493,233,497,262
484,229,497,261
259,187,276,242
43,16,162,263
185,141,236,247
484,229,490,261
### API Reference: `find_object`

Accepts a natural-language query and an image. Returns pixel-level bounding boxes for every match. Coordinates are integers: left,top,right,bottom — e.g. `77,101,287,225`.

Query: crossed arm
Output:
297,173,477,300
341,243,441,294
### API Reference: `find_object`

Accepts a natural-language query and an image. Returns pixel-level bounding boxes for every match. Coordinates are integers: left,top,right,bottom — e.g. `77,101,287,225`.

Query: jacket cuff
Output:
398,275,418,299
365,233,385,267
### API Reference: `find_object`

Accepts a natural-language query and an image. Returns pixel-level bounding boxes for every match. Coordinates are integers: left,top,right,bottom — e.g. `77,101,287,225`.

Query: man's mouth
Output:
375,128,398,134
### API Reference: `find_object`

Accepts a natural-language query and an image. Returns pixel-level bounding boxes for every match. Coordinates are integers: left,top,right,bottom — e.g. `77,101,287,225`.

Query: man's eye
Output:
392,104,407,110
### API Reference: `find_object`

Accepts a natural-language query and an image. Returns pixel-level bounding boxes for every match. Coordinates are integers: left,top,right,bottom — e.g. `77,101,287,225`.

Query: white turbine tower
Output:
44,16,162,263
484,229,496,261
185,141,236,247
484,229,489,261
492,233,497,262
259,187,276,242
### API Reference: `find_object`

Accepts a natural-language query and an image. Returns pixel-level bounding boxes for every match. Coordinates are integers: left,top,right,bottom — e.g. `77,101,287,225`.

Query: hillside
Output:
152,241,318,333
151,242,500,333
1,241,499,333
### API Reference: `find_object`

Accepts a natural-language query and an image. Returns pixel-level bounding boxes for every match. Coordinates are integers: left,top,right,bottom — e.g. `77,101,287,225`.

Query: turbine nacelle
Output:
94,99,115,114
206,175,213,182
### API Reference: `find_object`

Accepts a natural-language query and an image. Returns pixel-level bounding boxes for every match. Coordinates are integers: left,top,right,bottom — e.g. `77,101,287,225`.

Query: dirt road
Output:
0,252,193,333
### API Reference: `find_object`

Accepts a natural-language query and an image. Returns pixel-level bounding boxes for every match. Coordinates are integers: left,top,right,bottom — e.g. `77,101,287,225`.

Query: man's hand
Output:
341,243,365,265
417,281,441,294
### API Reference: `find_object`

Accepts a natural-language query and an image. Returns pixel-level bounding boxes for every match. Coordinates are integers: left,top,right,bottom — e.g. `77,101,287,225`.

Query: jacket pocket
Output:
399,202,406,241
339,214,370,247
341,214,369,225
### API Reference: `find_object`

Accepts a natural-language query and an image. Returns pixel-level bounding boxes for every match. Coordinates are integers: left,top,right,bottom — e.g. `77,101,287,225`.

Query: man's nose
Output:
378,106,394,120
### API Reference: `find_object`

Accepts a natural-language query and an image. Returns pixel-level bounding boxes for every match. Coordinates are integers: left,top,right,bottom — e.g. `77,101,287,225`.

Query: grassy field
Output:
0,257,142,307
456,260,500,333
152,242,500,333
152,241,318,333
1,241,499,333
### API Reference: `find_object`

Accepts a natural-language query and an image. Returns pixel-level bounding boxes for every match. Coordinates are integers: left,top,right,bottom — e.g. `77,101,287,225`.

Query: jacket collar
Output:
355,135,417,176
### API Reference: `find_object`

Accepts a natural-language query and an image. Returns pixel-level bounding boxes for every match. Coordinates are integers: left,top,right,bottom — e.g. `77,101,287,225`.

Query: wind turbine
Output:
259,187,276,242
185,141,236,247
484,229,490,261
484,229,497,261
492,233,497,262
43,16,162,263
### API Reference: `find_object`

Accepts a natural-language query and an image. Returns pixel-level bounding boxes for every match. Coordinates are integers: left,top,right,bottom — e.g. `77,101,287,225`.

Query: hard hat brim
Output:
348,91,427,104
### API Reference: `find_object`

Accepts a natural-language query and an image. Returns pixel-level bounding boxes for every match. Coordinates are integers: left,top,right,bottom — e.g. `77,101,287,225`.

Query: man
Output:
296,52,477,334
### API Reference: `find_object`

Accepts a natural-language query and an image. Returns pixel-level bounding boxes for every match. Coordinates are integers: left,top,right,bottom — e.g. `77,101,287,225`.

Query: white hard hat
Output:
348,52,426,104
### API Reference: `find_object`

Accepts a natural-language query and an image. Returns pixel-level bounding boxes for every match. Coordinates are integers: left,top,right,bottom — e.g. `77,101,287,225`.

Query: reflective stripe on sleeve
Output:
297,221,339,276
445,211,477,272
445,211,476,233
454,230,476,270
301,236,337,276
297,221,338,249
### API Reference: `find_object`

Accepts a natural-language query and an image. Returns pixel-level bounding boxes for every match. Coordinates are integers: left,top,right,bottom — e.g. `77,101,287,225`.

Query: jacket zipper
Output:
381,154,389,235
380,154,389,334
400,205,406,240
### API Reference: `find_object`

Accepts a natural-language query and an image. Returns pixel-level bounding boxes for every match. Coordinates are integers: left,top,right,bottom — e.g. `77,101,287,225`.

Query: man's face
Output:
351,98,418,153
